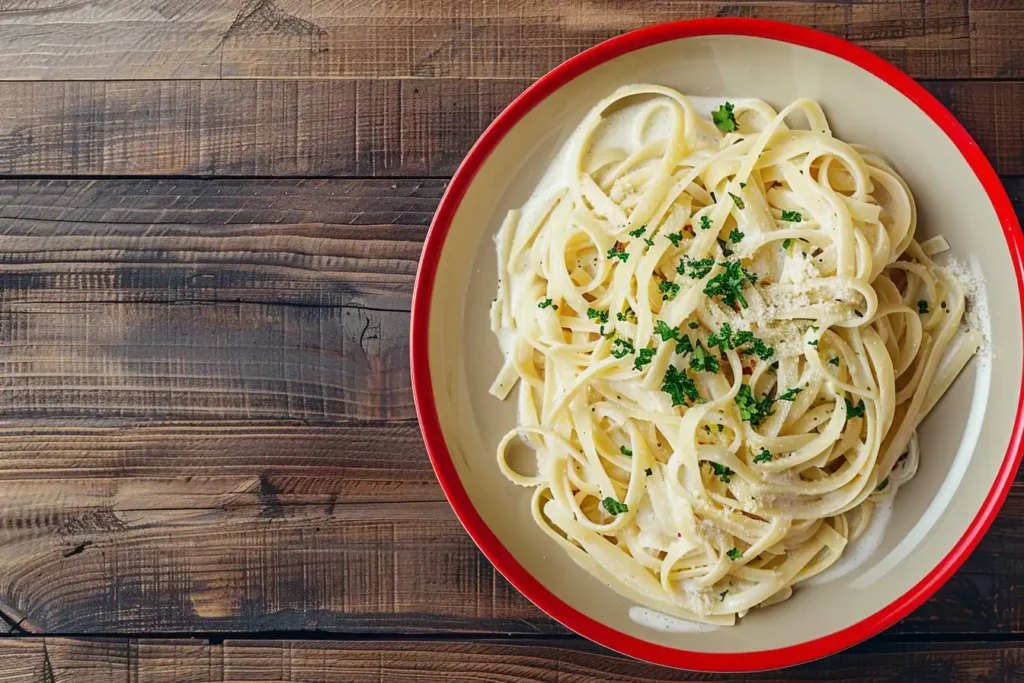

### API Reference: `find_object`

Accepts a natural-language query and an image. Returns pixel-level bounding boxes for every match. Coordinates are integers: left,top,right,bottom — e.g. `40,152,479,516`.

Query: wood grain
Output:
1,637,1024,682
0,80,1018,177
0,0,1019,81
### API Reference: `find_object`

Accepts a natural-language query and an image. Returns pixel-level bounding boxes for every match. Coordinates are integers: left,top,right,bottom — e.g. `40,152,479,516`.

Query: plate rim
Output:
409,17,1024,672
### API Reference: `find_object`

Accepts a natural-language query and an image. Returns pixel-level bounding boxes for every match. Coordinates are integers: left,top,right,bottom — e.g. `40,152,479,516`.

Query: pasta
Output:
488,85,984,625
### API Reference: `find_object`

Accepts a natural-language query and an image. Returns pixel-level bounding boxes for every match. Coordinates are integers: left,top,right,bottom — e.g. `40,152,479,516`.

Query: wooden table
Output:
0,1,1019,681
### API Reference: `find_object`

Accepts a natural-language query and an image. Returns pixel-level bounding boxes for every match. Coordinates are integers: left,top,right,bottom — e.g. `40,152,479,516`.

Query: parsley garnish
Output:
712,102,738,133
611,337,635,359
854,309,864,318
690,341,720,373
634,347,656,371
704,261,755,309
720,590,729,601
607,244,629,262
617,305,637,323
662,364,700,406
644,238,654,247
746,338,775,361
628,226,647,238
727,547,743,560
688,321,699,329
602,497,628,515
807,339,819,347
708,323,739,350
753,448,773,464
729,228,744,243
676,334,694,355
587,308,609,324
678,257,716,280
538,298,557,310
620,445,633,456
728,192,745,210
828,356,840,367
735,384,775,426
845,397,866,421
782,238,792,250
778,387,802,401
781,210,803,222
667,232,684,247
918,300,929,314
654,320,680,343
877,478,889,491
659,280,681,301
645,467,653,476
700,215,713,231
706,461,734,483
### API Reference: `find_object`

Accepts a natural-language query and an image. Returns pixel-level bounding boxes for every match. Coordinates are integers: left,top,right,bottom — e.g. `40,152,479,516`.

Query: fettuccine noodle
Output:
488,85,984,625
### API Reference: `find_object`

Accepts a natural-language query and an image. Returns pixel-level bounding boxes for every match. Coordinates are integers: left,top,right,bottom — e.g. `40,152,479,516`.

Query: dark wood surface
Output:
0,1,1020,681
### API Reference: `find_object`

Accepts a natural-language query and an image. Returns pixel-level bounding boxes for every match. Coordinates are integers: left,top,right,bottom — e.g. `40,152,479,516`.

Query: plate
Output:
410,18,1024,671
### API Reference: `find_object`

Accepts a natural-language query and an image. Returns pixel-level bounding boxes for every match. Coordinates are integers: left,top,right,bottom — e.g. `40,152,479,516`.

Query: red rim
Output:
410,18,1024,672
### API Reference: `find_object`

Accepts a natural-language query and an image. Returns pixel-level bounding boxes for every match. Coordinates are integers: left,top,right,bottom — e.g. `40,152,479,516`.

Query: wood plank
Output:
1,637,1024,682
0,80,1018,177
0,0,1018,81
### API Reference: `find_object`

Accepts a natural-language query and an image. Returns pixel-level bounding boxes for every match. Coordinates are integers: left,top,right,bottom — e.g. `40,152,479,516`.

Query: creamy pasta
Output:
488,85,983,625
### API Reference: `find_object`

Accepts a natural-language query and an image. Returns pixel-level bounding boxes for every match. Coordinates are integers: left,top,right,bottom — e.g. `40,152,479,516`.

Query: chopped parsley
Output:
854,309,864,318
727,547,743,561
735,384,775,426
807,339,819,347
678,257,716,280
704,261,756,309
720,590,729,601
617,305,637,323
877,478,889,492
728,192,745,210
611,337,635,359
620,445,633,456
712,102,738,133
845,397,866,421
739,182,746,189
654,321,693,355
782,238,792,250
538,298,557,310
659,280,681,301
587,308,609,324
718,238,734,258
688,321,699,330
602,497,629,515
828,356,841,367
707,323,775,360
708,323,740,350
753,448,773,464
690,341,720,374
918,299,929,314
607,244,629,262
644,238,654,247
705,461,734,484
700,215,713,231
634,347,656,371
777,387,802,401
645,467,653,476
662,364,700,406
781,210,803,222
728,228,745,243
667,232,684,247
628,226,647,238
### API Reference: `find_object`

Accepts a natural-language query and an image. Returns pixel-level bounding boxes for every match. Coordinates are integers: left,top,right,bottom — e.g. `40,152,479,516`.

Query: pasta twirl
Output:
489,85,983,625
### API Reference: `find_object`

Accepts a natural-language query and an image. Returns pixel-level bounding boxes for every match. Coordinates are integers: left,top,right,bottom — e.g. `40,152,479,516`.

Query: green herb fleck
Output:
667,232,684,248
941,301,947,309
620,445,633,456
602,497,628,515
735,384,775,426
728,192,745,210
644,238,654,247
659,280,681,301
706,461,734,484
688,321,699,330
645,467,653,476
712,102,738,133
918,299,929,314
782,238,792,250
778,387,802,401
704,261,755,309
700,215,713,231
828,356,840,367
538,298,557,310
781,210,803,222
607,244,629,262
729,228,745,244
690,341,720,374
727,547,743,560
617,305,637,323
678,257,716,280
628,226,647,238
753,448,773,464
662,364,700,406
587,308,609,324
634,347,656,371
807,339,819,347
611,337,635,359
845,397,866,421
877,478,889,492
